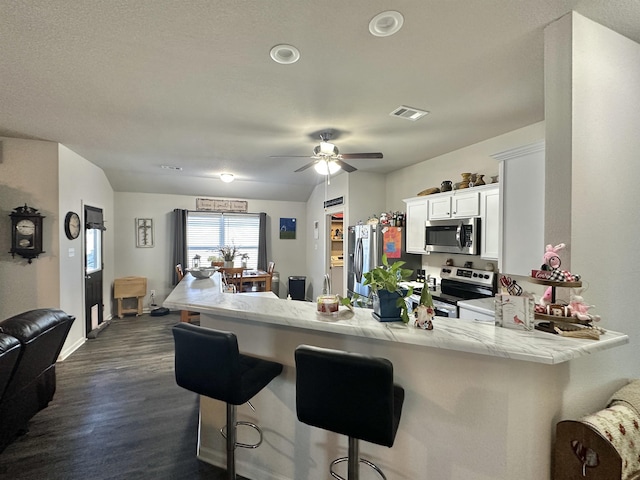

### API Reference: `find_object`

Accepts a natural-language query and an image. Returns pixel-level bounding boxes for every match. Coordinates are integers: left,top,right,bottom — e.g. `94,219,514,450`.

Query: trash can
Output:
271,271,280,297
288,276,306,301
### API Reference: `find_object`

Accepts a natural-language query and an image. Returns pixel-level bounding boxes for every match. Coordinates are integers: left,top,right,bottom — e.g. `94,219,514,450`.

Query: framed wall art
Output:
279,217,296,239
136,218,154,247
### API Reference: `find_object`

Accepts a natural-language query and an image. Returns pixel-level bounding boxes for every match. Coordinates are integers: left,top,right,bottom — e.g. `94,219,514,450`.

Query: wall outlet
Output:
150,290,156,296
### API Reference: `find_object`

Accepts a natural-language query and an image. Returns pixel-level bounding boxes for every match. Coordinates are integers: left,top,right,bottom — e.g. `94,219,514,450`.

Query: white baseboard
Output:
58,336,86,361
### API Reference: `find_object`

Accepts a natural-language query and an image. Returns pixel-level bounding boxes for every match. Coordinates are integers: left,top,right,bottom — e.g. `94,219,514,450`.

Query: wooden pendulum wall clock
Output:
9,204,45,264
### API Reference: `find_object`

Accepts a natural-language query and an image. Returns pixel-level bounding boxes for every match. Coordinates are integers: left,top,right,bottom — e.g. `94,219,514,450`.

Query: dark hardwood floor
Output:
0,312,247,480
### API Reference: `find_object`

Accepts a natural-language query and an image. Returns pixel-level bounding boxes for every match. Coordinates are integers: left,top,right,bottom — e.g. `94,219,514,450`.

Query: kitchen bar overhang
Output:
164,273,627,365
163,274,629,480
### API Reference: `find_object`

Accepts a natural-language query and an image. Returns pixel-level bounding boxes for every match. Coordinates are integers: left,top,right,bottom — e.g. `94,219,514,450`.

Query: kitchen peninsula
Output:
164,275,628,480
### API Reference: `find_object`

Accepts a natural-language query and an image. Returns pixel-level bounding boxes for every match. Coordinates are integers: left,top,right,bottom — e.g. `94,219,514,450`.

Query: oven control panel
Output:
440,267,495,286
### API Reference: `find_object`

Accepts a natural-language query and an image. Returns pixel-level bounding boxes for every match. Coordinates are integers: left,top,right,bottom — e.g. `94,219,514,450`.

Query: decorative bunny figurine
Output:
569,292,601,322
541,243,566,270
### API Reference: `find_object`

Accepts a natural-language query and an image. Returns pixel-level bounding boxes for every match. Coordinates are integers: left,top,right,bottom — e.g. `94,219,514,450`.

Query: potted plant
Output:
208,255,224,267
362,254,414,323
240,253,250,269
220,245,237,267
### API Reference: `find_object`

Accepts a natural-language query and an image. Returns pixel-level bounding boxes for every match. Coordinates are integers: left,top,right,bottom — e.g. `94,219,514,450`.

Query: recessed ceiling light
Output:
270,44,300,65
369,11,404,37
160,165,183,171
220,173,235,183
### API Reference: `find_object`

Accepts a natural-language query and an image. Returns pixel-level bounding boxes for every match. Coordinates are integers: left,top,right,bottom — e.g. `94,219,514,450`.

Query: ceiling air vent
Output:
389,105,429,121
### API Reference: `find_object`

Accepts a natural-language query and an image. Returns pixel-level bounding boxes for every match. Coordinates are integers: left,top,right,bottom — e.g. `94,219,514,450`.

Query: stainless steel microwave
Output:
425,217,480,255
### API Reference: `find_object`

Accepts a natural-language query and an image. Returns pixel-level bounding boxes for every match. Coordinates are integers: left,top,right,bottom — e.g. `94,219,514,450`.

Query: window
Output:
186,212,260,269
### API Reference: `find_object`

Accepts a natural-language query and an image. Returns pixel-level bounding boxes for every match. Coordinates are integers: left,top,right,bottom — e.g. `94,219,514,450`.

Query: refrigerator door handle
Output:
355,237,363,282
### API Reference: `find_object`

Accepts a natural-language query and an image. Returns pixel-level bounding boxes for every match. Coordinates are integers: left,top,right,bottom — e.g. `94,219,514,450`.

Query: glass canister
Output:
317,294,339,314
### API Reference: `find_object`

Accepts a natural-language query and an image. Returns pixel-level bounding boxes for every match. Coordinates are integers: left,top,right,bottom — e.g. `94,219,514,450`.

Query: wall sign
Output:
323,196,344,208
136,218,154,247
196,198,248,212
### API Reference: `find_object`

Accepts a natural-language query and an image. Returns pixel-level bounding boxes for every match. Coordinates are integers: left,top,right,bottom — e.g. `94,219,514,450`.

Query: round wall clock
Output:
64,211,81,240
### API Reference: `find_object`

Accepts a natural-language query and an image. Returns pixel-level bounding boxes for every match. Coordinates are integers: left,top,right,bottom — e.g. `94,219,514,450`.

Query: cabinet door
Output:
493,141,545,275
452,191,480,217
405,199,427,253
480,187,500,260
428,196,452,219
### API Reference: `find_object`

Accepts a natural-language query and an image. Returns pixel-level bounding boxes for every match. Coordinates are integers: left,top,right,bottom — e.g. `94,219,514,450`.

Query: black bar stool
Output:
295,345,404,480
172,323,283,480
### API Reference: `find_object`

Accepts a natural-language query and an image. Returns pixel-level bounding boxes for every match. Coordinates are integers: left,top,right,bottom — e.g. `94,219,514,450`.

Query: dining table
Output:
218,267,272,292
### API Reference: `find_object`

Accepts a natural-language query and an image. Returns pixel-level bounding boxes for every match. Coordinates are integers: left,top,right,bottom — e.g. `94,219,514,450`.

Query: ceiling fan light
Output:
319,141,336,155
220,173,235,183
314,160,341,175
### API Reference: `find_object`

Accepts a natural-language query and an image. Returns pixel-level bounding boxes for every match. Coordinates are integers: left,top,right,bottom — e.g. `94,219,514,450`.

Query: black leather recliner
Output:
0,308,75,453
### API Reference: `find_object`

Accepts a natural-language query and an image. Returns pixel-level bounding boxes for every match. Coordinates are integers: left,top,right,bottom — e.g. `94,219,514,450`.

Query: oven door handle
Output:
455,221,464,250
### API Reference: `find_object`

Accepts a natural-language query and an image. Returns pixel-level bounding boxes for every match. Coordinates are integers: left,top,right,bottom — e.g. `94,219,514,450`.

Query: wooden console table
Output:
114,276,147,318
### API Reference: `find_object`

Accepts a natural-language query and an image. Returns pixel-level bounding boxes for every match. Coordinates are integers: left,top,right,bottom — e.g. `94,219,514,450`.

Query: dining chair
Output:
222,267,244,293
175,264,200,323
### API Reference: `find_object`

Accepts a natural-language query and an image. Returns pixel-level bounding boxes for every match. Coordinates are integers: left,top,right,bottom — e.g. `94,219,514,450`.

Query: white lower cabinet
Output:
404,197,427,254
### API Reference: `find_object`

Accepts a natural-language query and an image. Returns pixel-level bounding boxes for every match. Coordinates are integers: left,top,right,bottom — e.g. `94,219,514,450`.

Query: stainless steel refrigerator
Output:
347,224,421,305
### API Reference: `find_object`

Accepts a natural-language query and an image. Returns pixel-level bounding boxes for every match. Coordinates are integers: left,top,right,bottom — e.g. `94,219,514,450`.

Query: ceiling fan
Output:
271,132,383,174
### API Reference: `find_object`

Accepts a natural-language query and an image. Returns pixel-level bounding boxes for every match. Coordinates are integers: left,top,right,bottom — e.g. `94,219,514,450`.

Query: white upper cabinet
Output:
428,190,479,220
480,186,500,260
451,191,480,217
403,197,428,254
428,196,452,219
492,141,545,275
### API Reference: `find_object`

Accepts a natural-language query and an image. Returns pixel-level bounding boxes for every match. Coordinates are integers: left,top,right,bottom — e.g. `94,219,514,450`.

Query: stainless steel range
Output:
409,266,497,318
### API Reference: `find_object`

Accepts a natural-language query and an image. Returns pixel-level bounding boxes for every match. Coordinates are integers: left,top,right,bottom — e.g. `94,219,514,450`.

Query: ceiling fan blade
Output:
294,160,318,173
269,155,313,158
339,152,383,159
335,159,357,173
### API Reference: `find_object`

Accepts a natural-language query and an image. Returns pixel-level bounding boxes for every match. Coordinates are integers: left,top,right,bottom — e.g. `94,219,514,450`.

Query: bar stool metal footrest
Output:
330,437,388,480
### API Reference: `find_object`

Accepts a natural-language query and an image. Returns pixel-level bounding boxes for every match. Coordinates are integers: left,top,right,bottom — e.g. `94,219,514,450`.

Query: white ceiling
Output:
1,1,639,202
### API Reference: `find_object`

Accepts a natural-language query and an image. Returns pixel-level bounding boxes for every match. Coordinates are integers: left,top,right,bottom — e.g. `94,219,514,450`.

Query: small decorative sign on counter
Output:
495,294,535,330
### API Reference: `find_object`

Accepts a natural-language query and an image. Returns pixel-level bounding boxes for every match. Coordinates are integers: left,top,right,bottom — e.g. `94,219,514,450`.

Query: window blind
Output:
186,212,260,269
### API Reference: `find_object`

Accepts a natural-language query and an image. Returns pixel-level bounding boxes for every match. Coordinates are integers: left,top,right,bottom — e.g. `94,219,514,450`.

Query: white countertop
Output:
164,274,629,365
458,297,497,316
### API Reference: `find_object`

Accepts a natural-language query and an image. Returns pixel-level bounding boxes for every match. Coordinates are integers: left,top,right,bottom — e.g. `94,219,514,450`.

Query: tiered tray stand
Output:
528,277,591,325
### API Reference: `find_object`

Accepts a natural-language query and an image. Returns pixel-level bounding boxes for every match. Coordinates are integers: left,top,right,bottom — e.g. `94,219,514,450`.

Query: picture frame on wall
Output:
136,218,154,247
280,217,296,239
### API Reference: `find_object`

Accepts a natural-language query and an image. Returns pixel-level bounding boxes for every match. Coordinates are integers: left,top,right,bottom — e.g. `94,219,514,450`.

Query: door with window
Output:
84,206,104,336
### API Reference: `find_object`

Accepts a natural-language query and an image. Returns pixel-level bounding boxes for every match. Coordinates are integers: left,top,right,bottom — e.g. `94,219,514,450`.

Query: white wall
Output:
546,12,640,417
385,124,546,213
58,144,115,357
386,122,545,278
114,192,306,303
305,174,348,300
304,171,387,300
0,138,60,319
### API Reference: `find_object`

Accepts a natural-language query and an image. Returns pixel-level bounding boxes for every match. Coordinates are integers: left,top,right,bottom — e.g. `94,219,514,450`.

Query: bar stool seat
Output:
173,323,283,479
295,345,404,480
